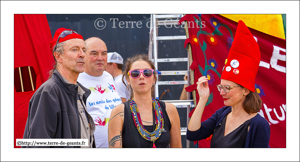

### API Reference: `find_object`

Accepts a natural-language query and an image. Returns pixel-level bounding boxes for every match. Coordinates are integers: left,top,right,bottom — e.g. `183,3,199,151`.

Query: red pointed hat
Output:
50,27,83,51
221,20,261,92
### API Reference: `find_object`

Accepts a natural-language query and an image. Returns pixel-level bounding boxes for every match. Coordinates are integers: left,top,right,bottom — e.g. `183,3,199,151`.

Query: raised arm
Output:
165,103,182,148
187,76,210,131
179,74,188,100
108,104,124,148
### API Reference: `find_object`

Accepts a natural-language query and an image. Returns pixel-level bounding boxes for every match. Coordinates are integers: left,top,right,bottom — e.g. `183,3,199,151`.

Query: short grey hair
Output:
53,42,65,54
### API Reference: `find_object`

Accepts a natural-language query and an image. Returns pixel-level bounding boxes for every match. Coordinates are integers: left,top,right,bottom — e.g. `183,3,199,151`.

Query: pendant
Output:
153,142,156,148
150,136,156,142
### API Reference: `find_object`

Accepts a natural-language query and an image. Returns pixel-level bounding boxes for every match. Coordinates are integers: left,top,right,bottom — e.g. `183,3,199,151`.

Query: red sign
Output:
179,14,286,148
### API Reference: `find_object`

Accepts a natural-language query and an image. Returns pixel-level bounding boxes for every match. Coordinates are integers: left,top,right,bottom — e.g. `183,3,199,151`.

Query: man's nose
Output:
79,49,86,58
97,54,105,60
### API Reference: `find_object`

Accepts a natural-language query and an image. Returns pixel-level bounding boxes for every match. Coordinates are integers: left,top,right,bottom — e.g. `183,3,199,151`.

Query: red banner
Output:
179,14,286,148
14,14,54,147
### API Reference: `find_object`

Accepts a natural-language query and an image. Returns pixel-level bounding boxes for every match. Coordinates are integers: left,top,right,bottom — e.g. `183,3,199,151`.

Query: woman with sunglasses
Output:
108,54,182,148
186,21,270,148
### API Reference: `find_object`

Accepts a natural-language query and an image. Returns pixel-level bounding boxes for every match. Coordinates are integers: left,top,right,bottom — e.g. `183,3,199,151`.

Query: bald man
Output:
77,37,122,148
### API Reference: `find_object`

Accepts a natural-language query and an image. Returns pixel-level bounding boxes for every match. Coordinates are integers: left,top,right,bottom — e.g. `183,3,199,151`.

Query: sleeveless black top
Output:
122,100,171,148
210,114,252,148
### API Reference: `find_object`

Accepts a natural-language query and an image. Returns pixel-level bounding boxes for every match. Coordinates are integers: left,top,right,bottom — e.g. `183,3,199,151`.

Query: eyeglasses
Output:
53,30,78,53
217,84,240,93
128,69,155,78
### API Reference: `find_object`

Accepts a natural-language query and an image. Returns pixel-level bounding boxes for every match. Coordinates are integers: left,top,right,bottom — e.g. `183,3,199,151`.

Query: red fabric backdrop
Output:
179,14,286,148
14,14,54,148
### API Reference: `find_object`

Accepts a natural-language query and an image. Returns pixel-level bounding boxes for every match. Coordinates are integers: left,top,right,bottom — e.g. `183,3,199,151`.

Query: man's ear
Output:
53,52,62,63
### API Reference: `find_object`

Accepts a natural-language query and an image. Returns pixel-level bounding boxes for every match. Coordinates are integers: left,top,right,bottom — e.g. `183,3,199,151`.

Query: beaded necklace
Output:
130,98,164,148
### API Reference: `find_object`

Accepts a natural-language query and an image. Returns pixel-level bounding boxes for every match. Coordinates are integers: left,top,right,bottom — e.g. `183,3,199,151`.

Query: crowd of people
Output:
22,20,270,148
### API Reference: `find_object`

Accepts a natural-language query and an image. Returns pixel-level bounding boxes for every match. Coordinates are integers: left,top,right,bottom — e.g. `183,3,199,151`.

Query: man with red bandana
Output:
23,28,95,148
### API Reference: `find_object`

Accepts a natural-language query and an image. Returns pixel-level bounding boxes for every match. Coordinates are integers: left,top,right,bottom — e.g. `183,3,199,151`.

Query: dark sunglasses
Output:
128,69,155,78
53,30,78,53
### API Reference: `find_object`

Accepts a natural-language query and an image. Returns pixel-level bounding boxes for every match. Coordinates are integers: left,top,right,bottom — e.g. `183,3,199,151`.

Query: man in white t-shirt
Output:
106,52,130,102
77,37,122,148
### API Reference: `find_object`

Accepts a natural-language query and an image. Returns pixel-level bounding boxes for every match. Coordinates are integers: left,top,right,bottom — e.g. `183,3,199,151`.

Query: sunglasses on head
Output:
53,30,78,53
128,69,155,78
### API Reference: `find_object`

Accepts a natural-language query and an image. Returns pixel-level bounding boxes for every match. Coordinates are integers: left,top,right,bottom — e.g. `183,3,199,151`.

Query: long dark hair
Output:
122,54,157,100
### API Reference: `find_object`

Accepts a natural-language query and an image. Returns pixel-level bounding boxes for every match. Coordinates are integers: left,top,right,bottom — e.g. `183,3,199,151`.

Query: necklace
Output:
130,98,164,148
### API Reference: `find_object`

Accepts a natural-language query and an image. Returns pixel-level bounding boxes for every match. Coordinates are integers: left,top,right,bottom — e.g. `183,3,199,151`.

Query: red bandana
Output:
50,27,83,51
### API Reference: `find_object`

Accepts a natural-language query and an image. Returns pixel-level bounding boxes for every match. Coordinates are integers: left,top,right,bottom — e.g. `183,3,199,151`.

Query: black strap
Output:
152,100,166,146
151,105,156,147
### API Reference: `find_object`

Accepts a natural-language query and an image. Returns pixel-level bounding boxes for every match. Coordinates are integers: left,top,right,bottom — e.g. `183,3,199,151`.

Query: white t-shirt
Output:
114,74,131,101
77,71,122,148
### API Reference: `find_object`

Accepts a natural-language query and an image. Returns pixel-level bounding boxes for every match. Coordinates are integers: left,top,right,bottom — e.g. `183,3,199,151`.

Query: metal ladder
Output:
148,14,194,148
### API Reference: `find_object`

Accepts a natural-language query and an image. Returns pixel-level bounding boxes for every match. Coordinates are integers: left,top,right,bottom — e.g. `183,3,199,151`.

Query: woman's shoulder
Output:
163,102,176,112
109,104,125,128
111,103,125,116
161,101,179,128
113,103,125,110
162,101,179,120
251,113,270,127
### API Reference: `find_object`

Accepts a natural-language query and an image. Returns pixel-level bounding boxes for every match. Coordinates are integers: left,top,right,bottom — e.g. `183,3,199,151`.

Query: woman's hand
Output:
183,74,188,81
196,76,210,100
